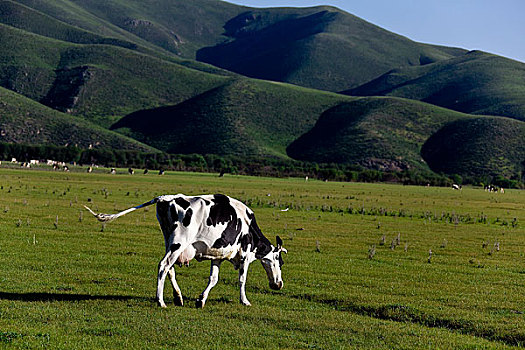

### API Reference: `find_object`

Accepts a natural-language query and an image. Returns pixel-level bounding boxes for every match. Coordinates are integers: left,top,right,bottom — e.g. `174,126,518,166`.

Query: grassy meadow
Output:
0,167,523,349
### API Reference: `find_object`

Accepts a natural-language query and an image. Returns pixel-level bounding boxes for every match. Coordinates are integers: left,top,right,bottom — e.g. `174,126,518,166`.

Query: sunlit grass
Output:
0,167,523,349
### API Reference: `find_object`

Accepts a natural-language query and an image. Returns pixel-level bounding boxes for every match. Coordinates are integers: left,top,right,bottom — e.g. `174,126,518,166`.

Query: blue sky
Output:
226,0,525,63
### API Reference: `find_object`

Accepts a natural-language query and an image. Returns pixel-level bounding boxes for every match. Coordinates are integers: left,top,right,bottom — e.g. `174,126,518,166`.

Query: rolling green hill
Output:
0,23,231,126
0,0,136,50
287,97,525,179
0,86,156,151
8,0,466,92
196,7,466,91
421,117,525,178
111,78,353,157
12,0,244,58
287,97,470,171
344,51,525,122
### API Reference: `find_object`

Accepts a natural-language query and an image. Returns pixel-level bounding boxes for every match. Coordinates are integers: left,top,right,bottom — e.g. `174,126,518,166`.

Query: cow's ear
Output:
276,235,283,248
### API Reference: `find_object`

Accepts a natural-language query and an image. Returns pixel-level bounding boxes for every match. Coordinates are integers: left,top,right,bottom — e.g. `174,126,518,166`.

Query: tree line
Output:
0,142,522,188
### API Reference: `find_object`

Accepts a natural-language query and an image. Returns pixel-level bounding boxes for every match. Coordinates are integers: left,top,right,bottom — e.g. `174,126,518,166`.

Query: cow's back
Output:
156,194,253,262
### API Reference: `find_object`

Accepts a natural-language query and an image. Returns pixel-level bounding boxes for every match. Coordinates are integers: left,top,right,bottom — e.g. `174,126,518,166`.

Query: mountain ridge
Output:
344,51,525,121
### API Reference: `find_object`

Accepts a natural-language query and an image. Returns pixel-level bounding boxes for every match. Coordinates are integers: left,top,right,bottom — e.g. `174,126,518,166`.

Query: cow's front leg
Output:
156,244,183,308
168,267,183,306
196,260,222,308
239,260,251,306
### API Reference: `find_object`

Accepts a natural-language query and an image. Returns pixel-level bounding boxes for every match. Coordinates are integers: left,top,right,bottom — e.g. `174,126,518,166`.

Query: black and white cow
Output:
84,194,286,308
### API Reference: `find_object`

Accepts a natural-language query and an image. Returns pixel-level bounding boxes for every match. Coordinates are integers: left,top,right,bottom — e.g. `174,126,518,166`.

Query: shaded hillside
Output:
287,98,473,171
0,86,156,151
421,117,525,179
197,7,466,91
111,78,352,156
345,51,525,122
0,23,230,126
287,97,525,179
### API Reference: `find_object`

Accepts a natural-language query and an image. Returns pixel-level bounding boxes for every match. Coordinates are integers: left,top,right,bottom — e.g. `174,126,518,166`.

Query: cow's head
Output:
260,236,287,290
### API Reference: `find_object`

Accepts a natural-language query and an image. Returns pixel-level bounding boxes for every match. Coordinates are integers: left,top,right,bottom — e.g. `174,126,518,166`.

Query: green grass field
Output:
0,167,523,349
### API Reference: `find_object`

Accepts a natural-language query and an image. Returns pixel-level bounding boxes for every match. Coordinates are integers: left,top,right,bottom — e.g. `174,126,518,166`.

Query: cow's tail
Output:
84,197,161,223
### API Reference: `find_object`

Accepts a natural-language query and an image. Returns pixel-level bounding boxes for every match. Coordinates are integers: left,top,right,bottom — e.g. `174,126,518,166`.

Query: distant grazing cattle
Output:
452,184,462,190
87,167,93,173
159,169,165,176
143,169,149,175
110,168,116,174
128,168,134,175
484,185,500,193
85,194,286,308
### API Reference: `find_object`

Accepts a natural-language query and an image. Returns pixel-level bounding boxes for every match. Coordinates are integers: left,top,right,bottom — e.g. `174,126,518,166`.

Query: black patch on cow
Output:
212,218,242,248
242,211,272,259
156,201,172,237
170,243,181,252
175,197,190,210
169,204,178,223
182,208,193,227
157,201,179,235
206,194,235,227
275,236,284,266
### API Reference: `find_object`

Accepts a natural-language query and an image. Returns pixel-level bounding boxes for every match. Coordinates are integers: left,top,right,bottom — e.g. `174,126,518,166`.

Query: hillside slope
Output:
421,117,525,178
287,97,525,179
8,0,467,92
0,23,231,126
196,7,466,91
344,51,525,122
0,0,137,50
13,0,244,58
111,78,353,156
0,86,156,151
287,97,470,171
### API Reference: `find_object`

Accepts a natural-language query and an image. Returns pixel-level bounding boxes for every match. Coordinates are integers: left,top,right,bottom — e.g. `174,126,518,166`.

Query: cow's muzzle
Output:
270,281,283,290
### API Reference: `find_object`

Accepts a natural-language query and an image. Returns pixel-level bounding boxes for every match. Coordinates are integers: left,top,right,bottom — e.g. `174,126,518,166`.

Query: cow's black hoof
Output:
173,297,183,306
196,299,205,308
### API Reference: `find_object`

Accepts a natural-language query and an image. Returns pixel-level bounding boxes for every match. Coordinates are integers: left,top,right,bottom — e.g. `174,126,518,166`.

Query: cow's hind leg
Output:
156,243,184,308
168,267,183,306
196,260,222,308
239,260,252,306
